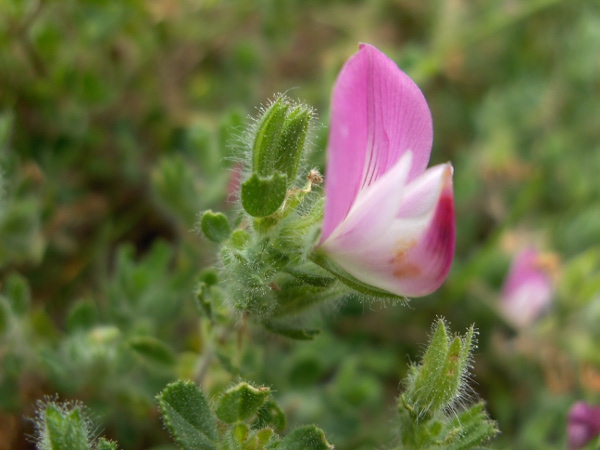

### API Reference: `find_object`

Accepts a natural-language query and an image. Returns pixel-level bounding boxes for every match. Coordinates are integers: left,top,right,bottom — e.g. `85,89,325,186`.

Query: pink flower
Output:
500,248,554,328
316,44,455,297
567,401,600,450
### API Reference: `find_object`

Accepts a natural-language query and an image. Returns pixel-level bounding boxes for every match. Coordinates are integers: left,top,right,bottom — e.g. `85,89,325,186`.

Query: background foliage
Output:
1,0,600,448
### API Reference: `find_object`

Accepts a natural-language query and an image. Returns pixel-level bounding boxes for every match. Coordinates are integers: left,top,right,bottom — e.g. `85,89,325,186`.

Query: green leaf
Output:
66,299,98,332
44,404,89,450
201,210,231,243
129,336,176,365
156,381,218,450
241,172,287,217
255,399,286,433
278,425,333,450
96,438,119,450
0,298,9,336
215,382,270,424
230,229,251,249
233,422,250,443
2,272,30,316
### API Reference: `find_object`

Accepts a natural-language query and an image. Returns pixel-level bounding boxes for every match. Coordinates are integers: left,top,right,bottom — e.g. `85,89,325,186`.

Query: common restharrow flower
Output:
567,401,600,450
499,247,555,328
315,44,455,297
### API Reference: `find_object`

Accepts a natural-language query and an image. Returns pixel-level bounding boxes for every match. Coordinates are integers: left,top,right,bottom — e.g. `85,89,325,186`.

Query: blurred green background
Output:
1,0,600,448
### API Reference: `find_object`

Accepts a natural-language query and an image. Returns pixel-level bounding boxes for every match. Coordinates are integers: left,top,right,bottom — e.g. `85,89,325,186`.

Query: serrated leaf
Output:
278,425,333,450
156,381,218,450
129,336,176,365
241,172,287,217
201,210,231,243
215,382,270,424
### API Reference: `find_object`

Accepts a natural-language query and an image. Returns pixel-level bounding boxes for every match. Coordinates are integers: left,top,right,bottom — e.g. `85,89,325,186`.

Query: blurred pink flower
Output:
317,44,455,297
500,248,554,328
567,401,600,450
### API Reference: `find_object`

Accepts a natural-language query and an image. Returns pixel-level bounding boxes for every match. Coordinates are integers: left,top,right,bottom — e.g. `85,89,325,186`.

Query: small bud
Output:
242,96,314,219
405,319,474,417
200,210,231,243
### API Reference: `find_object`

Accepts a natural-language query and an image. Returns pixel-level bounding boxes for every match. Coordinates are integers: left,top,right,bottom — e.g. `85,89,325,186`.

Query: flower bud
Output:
241,96,313,218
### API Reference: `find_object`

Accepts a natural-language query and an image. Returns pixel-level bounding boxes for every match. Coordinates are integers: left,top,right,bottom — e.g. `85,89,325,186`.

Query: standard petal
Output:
325,164,454,297
321,43,433,242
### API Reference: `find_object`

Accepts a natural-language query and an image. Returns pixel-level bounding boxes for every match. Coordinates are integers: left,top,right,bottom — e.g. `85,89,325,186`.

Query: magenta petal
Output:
568,402,600,450
500,248,553,328
321,43,433,243
321,152,412,253
324,165,455,297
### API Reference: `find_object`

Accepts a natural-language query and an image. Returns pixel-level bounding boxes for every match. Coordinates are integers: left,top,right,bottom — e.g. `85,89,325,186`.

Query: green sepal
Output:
275,106,312,181
442,402,499,450
278,425,333,450
215,382,271,424
201,210,232,243
156,380,218,450
410,319,450,415
252,98,289,176
264,321,320,340
241,172,287,217
44,404,89,450
310,251,403,299
271,280,335,318
129,336,176,365
284,266,335,287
